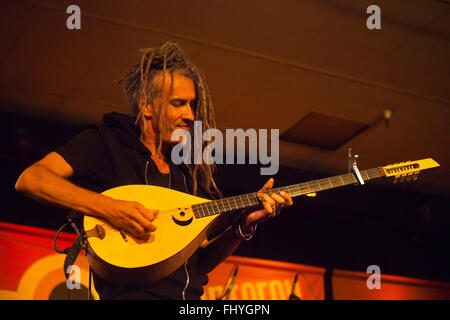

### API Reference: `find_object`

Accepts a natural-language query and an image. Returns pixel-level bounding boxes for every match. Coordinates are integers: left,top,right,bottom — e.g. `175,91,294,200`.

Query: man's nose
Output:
183,105,195,121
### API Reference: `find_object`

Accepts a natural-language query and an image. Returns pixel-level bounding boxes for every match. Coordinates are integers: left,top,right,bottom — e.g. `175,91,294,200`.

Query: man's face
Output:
146,71,196,143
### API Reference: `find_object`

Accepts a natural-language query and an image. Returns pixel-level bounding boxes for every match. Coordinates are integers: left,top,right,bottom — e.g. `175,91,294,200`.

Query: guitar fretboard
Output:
192,167,385,218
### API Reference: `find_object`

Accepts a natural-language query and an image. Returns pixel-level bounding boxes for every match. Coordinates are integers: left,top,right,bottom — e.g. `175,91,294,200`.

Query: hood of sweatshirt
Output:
100,112,213,199
101,112,152,158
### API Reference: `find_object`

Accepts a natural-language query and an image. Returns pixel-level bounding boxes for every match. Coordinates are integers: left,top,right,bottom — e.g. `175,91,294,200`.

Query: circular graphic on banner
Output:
0,254,98,300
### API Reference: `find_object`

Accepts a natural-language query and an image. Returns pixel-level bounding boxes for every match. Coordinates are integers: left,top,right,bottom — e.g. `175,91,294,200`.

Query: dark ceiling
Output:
1,0,449,196
1,0,449,284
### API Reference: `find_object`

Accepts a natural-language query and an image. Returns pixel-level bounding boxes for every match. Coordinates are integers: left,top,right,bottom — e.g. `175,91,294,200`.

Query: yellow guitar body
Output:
84,185,220,285
83,158,440,285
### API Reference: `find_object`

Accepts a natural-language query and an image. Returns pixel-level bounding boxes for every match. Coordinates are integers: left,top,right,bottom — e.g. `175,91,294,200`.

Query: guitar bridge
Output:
85,224,105,240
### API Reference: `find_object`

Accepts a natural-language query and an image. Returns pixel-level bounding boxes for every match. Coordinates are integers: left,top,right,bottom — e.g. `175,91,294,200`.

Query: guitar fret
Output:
298,184,309,195
235,197,241,209
309,181,319,192
226,199,232,211
218,200,226,213
199,204,204,218
289,185,297,195
363,170,369,181
231,197,238,211
316,180,322,190
222,199,228,210
239,196,244,208
229,197,236,210
233,197,240,210
330,176,341,187
296,184,302,195
323,178,332,189
246,194,251,208
208,202,214,215
290,185,299,197
218,199,226,212
193,166,387,219
237,196,245,208
198,203,203,216
202,202,209,216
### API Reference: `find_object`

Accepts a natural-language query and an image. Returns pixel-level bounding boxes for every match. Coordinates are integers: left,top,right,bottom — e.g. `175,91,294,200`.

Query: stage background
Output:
1,0,450,301
1,222,449,300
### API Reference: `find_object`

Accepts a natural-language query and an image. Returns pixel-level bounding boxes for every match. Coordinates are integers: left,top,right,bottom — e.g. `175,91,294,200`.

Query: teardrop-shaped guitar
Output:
83,158,439,285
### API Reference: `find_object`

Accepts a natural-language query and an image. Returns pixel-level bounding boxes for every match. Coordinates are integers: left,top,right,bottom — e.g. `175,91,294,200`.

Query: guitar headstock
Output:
382,158,440,181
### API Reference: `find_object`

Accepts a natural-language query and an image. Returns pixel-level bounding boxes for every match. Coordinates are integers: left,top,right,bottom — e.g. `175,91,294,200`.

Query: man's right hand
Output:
15,152,158,242
102,198,158,242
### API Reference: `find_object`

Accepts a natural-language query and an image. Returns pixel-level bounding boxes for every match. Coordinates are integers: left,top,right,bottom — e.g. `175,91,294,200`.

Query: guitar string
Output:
93,167,388,232
92,164,424,242
100,165,409,230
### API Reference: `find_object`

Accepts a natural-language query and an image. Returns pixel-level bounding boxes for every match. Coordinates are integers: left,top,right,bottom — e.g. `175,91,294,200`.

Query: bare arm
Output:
16,152,111,216
15,152,158,240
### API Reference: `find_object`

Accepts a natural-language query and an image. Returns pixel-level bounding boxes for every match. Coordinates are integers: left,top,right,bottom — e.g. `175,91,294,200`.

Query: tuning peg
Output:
413,173,419,180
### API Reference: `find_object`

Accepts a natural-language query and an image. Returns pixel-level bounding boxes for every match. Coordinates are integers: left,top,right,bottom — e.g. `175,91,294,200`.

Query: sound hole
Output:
172,210,193,226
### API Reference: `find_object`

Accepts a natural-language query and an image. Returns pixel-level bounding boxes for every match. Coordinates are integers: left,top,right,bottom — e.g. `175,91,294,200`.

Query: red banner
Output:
333,269,450,300
0,222,324,300
2,222,449,300
202,256,324,300
0,222,98,299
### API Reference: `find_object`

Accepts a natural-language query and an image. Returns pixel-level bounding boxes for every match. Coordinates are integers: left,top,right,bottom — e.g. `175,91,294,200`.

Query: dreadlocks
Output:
119,41,222,199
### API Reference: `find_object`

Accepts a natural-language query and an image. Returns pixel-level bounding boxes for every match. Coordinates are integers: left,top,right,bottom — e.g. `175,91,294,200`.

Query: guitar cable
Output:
182,260,190,300
146,159,194,300
181,171,190,300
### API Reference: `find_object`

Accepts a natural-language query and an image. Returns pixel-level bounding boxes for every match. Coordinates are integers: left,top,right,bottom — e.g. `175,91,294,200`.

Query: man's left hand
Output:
240,178,293,234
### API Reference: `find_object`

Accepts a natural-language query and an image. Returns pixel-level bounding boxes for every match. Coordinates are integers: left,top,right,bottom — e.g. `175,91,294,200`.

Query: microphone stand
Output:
216,264,238,300
289,273,301,300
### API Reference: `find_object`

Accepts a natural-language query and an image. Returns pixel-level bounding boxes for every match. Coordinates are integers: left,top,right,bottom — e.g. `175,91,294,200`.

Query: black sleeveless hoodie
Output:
80,112,210,300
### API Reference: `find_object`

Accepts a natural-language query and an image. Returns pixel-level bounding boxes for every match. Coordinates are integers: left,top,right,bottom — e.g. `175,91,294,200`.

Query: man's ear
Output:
143,104,153,118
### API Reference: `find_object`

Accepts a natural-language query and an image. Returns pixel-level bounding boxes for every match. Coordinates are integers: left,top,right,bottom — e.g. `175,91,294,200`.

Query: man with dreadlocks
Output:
15,41,293,300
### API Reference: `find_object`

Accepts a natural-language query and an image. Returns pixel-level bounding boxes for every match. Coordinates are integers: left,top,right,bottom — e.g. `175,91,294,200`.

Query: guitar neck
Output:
192,167,385,219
